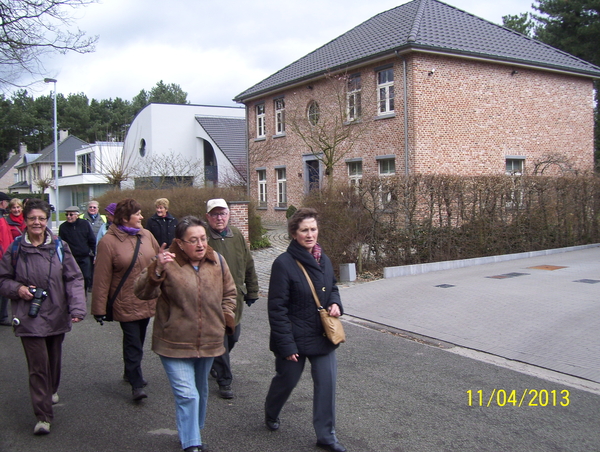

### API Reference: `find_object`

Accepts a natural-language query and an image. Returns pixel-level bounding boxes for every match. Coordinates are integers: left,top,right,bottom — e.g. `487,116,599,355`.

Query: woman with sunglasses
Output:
0,198,86,435
134,216,236,452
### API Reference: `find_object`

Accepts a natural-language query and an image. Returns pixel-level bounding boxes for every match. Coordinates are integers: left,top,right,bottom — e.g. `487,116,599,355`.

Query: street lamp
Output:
44,78,59,230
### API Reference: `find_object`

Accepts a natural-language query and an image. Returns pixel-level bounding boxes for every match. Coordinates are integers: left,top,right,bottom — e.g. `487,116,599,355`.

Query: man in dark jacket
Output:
145,198,177,247
59,206,96,292
206,198,259,399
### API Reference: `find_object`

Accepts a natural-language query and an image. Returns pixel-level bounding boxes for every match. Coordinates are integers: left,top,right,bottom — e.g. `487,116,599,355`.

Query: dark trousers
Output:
75,256,92,292
212,323,241,386
120,318,150,389
265,351,338,444
0,297,9,322
21,334,65,422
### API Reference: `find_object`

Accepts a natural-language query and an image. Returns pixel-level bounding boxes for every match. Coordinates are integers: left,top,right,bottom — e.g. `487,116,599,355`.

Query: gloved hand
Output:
245,298,258,307
94,315,106,325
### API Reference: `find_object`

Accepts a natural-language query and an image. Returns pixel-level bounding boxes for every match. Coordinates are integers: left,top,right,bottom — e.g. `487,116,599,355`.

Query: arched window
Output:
307,101,320,125
139,138,146,157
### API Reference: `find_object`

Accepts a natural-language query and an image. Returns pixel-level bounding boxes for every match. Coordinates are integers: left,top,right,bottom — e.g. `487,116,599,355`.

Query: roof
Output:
34,135,88,164
196,116,247,180
234,0,600,102
0,152,22,179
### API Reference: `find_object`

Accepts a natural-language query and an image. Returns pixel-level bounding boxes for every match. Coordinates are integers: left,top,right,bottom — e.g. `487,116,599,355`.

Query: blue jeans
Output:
160,356,214,449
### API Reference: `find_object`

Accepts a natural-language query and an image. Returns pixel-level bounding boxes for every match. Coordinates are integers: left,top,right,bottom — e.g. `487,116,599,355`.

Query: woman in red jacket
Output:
6,198,25,239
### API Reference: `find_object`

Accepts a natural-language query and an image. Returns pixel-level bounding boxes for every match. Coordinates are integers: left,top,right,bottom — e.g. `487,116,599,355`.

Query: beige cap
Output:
206,198,228,213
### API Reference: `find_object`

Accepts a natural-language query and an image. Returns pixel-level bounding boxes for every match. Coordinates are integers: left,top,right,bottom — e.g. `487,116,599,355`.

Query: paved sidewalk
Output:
340,245,600,384
252,228,600,384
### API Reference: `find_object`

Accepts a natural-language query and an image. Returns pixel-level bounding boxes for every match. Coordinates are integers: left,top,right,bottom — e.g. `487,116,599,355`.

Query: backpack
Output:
11,235,64,267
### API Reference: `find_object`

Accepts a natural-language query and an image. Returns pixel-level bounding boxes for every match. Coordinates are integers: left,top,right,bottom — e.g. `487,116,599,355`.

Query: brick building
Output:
234,0,600,221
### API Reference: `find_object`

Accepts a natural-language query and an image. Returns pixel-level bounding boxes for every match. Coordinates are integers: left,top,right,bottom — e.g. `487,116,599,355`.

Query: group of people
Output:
0,195,346,452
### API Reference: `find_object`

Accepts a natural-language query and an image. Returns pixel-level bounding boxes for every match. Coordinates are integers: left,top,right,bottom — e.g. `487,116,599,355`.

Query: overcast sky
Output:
20,0,534,106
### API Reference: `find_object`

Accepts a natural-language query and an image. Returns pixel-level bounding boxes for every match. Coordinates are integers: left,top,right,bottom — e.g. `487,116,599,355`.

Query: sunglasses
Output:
66,213,79,217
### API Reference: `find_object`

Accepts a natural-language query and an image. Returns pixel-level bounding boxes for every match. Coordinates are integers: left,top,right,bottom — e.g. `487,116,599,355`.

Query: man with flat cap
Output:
0,192,15,326
59,206,96,292
206,198,259,399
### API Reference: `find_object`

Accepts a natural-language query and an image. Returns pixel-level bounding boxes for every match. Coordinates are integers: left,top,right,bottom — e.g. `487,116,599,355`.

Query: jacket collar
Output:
208,225,233,240
108,223,142,242
287,239,320,269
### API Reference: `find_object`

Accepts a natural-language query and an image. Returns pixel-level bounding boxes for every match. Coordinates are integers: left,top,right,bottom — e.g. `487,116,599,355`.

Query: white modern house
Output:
59,140,124,208
121,103,247,189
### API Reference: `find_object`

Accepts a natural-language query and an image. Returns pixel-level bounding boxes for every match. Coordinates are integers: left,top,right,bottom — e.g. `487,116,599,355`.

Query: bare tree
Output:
34,173,54,194
0,0,98,88
95,146,137,189
285,72,374,186
135,152,204,189
531,152,576,175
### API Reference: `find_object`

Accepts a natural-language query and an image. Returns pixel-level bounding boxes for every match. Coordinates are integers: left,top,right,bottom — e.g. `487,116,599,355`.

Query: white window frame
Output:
257,169,267,207
378,158,395,176
276,167,287,208
346,74,362,122
506,158,525,175
377,68,395,115
256,103,266,138
274,98,285,135
347,160,363,189
78,152,95,174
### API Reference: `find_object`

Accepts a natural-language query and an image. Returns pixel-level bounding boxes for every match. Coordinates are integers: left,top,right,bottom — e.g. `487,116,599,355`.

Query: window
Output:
506,158,524,175
78,152,95,173
51,165,63,178
307,101,320,125
378,158,395,175
257,169,267,207
274,98,285,135
347,160,362,189
256,104,266,138
377,68,394,114
347,74,362,121
276,167,287,208
139,138,146,157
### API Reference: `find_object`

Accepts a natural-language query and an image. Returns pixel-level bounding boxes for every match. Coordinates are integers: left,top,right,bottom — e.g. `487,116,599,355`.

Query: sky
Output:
17,0,535,107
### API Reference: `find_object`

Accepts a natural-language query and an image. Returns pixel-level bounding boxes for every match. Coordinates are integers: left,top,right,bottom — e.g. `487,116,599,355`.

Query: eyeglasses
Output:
180,238,207,246
208,212,229,218
88,206,98,209
26,216,48,222
66,213,79,217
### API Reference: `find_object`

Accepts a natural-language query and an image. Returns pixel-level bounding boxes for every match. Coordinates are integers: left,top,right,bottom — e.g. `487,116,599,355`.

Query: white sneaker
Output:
34,421,50,435
52,393,59,404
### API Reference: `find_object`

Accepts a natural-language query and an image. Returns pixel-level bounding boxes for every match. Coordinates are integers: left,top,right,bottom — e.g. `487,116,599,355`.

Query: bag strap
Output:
107,235,141,309
295,259,324,311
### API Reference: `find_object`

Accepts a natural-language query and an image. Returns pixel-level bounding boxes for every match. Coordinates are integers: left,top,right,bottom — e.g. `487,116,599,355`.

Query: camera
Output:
28,287,48,318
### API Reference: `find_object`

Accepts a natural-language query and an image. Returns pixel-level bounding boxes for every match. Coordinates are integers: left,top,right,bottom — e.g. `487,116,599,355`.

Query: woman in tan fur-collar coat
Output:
134,216,236,452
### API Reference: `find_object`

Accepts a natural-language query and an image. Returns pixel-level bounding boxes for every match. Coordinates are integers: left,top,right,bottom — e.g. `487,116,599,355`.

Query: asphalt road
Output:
1,295,599,452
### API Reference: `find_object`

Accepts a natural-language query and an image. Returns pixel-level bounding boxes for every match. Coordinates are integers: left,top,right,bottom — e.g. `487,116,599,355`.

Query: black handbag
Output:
104,236,141,321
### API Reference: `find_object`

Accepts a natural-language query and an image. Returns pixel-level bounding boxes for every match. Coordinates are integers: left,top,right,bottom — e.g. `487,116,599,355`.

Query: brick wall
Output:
228,201,250,244
245,53,596,222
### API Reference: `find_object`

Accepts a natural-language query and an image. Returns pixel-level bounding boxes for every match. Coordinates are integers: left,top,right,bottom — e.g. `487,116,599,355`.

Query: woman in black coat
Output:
264,207,346,452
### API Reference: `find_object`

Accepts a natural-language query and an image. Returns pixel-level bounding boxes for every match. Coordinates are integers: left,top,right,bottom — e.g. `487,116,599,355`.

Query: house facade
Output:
121,103,247,189
234,0,600,220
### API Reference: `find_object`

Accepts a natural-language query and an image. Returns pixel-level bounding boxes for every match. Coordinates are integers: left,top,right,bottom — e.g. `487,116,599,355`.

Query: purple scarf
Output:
117,224,140,235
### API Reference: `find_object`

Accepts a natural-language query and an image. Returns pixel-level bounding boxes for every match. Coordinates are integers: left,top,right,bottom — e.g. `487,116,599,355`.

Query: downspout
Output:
245,104,250,198
396,50,410,175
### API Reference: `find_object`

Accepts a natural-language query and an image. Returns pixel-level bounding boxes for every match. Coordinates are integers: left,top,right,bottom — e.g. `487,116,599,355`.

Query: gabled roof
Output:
15,153,42,169
234,0,600,102
0,152,23,179
34,135,89,164
196,116,247,180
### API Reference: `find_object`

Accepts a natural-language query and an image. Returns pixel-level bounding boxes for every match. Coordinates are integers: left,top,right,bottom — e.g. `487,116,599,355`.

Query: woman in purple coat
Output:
0,199,86,435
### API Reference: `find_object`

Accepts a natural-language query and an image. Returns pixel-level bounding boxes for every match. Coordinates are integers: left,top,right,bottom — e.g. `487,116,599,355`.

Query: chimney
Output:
19,142,27,155
59,129,69,142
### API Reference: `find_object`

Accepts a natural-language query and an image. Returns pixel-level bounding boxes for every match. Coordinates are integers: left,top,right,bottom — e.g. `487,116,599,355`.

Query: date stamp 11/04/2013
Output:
467,389,570,407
